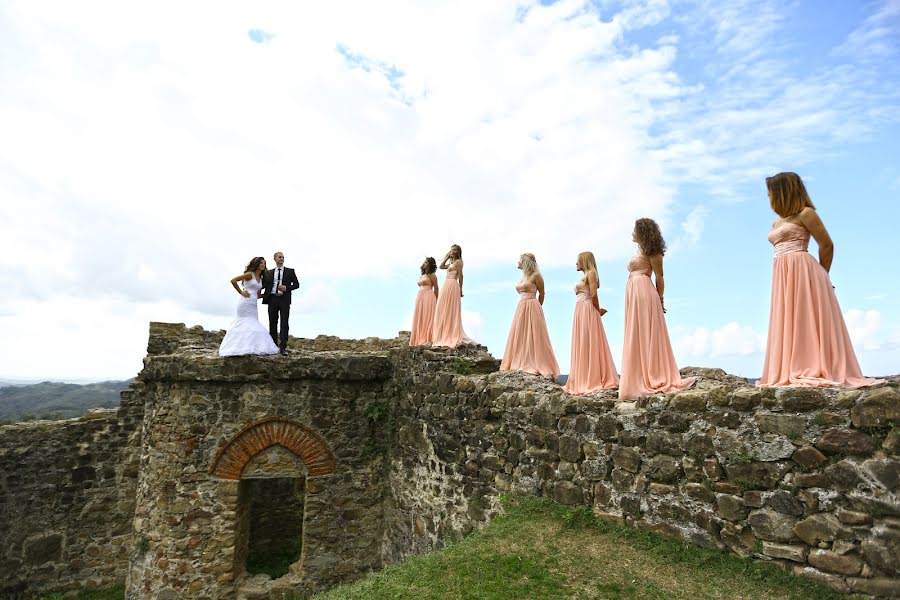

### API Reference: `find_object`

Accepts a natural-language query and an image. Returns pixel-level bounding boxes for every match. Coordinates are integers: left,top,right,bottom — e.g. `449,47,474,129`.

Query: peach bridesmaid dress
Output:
409,275,436,346
432,262,476,348
500,280,560,379
758,222,883,387
563,278,619,394
619,254,695,400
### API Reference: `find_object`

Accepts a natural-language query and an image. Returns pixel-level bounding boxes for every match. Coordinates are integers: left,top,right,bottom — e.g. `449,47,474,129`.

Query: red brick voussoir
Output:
208,416,336,480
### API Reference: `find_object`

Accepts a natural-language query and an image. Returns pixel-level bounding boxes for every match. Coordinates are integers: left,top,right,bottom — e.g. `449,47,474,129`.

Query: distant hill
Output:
0,380,131,423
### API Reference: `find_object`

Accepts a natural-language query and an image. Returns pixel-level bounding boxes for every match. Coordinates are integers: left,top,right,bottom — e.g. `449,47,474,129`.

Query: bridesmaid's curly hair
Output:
245,257,266,273
634,218,667,256
767,172,816,218
421,257,437,275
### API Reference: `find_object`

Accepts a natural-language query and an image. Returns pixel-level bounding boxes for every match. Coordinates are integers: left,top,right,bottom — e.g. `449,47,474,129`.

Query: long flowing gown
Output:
432,261,476,348
218,275,279,356
409,275,437,346
563,278,619,394
758,222,883,387
500,280,560,379
619,254,695,400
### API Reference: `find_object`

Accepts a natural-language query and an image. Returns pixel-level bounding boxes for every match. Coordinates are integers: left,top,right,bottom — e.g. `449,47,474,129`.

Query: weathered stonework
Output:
1,321,898,599
0,388,144,598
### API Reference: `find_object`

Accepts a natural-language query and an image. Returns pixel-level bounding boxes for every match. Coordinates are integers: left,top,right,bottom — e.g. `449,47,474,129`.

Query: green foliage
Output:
0,380,131,422
449,358,472,375
313,497,847,600
732,446,757,464
36,586,125,600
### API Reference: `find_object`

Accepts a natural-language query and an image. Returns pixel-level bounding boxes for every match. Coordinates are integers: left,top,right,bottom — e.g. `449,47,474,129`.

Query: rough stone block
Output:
793,513,852,546
791,446,827,468
684,434,715,459
851,387,900,427
553,481,585,506
862,526,900,576
646,431,682,456
611,447,641,473
762,542,808,562
730,388,762,411
684,482,716,504
836,510,871,526
863,457,900,491
765,491,805,517
717,494,749,522
670,390,708,411
807,549,863,576
720,522,757,557
558,436,583,463
755,413,807,437
747,509,798,542
847,577,900,596
776,388,827,412
815,429,876,456
646,455,681,484
723,461,791,489
580,459,607,481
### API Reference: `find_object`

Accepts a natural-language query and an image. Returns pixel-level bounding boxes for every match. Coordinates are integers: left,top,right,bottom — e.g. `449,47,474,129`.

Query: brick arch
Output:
209,417,336,480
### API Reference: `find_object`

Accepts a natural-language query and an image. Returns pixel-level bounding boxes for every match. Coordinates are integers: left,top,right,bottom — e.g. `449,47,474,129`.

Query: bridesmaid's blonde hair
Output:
577,251,597,275
767,172,816,217
520,253,539,276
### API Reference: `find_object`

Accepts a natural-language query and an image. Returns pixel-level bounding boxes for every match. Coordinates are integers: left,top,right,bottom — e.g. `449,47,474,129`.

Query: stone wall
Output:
125,323,399,599
2,322,897,598
0,385,144,598
385,348,900,598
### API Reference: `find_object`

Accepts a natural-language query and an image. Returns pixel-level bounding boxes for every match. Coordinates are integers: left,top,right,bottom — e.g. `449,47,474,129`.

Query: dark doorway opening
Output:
239,477,305,579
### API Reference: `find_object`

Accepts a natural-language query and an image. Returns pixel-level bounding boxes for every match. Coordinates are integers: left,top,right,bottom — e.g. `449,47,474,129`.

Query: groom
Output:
262,251,300,355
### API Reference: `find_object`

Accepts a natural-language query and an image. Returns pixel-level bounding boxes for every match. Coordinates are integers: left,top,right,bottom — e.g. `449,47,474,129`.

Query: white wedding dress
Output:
218,275,279,356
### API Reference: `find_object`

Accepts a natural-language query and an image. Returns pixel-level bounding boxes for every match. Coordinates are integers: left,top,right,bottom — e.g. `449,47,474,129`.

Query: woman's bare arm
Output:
230,272,252,298
797,207,834,272
649,254,666,311
535,273,546,305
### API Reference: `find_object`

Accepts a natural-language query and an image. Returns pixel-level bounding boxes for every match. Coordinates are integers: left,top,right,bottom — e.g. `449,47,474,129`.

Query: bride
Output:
218,257,280,357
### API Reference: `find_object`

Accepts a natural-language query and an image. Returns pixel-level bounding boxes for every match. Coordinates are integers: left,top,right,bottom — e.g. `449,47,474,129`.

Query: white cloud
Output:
833,0,900,61
463,311,485,344
1,0,898,379
844,308,886,351
675,321,764,358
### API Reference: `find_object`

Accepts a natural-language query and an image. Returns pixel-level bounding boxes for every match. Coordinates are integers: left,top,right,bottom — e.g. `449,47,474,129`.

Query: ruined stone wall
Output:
125,323,399,600
0,385,144,599
2,322,897,599
385,348,900,598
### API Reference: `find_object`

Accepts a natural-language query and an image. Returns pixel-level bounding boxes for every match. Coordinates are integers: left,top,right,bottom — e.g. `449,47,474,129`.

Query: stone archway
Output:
208,417,336,479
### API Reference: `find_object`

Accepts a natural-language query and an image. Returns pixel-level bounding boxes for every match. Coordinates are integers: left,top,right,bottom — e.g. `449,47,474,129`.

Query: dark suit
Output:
261,266,300,348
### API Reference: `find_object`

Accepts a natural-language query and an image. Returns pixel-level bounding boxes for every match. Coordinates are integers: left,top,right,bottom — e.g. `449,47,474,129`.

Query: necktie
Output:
277,268,282,294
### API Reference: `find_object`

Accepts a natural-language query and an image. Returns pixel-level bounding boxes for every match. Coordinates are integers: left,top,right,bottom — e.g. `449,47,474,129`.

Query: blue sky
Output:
0,0,898,380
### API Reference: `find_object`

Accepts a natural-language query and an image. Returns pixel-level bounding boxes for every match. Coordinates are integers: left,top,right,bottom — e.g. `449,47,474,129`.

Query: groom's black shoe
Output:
279,343,289,356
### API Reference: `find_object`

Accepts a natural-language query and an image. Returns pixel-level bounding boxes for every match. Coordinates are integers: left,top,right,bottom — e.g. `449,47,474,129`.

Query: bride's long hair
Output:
245,257,266,274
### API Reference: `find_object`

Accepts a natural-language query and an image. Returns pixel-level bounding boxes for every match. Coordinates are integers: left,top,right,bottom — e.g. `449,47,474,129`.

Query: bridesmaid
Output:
409,257,439,346
758,172,883,387
563,251,619,394
619,218,695,401
500,253,560,379
432,244,476,347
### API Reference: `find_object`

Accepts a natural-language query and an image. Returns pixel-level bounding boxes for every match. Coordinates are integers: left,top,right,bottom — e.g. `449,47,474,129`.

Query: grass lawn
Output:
33,498,862,600
313,498,855,600
37,587,124,600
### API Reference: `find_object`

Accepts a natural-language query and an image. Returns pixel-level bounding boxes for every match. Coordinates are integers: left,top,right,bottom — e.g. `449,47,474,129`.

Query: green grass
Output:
313,498,854,600
37,586,124,600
